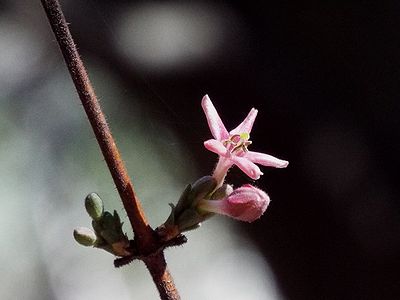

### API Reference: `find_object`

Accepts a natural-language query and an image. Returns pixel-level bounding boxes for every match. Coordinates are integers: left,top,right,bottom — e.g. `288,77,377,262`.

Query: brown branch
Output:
144,253,181,300
40,0,180,299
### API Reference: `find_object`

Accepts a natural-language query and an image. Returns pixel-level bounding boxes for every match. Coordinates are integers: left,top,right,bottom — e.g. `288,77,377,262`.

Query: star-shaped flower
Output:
202,95,288,184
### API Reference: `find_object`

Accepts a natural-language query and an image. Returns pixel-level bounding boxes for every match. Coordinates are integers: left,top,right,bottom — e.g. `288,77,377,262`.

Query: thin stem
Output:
40,0,180,299
40,0,151,247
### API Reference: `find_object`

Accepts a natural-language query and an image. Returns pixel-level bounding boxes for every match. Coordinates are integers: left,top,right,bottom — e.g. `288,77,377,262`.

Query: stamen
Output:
223,132,252,153
230,134,241,143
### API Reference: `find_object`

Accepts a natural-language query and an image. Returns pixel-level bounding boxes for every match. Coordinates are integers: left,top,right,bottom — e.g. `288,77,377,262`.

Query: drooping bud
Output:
85,193,104,221
197,184,270,222
73,227,97,246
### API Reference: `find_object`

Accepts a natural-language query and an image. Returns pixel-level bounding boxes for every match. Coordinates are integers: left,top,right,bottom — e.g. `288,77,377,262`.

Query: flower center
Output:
223,133,252,154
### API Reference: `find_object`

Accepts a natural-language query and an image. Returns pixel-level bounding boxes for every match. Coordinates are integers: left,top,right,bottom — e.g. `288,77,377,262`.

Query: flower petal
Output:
230,108,258,135
201,95,229,140
231,156,263,180
245,151,289,168
204,139,229,157
224,185,270,222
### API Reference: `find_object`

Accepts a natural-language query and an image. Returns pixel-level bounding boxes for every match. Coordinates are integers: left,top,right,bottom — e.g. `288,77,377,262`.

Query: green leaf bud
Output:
85,193,104,220
73,227,97,246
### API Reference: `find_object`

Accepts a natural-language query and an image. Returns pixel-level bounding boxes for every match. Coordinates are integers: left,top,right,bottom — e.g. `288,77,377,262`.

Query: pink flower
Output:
197,184,270,222
202,95,288,184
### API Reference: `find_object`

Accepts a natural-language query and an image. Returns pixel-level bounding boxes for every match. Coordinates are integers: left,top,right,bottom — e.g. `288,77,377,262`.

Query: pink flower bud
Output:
198,184,270,222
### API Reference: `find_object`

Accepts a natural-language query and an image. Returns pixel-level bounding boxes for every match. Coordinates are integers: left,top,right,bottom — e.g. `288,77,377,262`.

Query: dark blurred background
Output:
1,0,399,299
